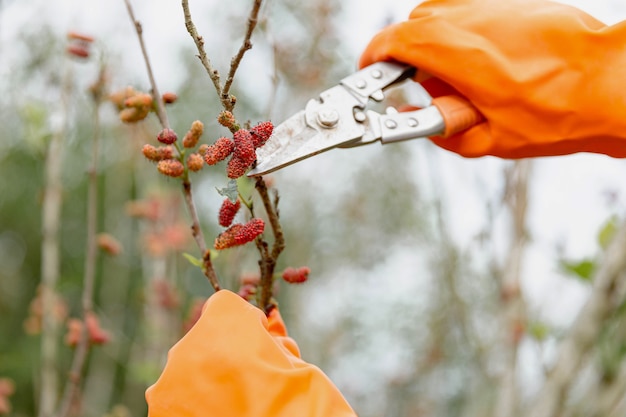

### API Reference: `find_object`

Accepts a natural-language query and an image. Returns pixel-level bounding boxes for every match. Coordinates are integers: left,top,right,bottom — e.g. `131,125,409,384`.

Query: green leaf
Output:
216,179,238,202
236,175,254,200
598,215,619,250
559,258,595,282
182,252,203,267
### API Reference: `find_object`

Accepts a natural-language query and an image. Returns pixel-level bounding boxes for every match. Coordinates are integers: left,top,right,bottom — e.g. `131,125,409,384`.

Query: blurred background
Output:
1,0,626,416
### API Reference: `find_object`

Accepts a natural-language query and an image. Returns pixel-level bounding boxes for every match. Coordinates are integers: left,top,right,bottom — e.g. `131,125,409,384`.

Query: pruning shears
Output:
247,61,483,177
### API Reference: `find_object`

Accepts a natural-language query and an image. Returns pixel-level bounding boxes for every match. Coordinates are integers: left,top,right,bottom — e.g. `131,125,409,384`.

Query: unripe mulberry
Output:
157,159,184,178
226,155,249,179
162,92,178,104
217,110,236,129
281,266,310,284
183,120,204,148
233,129,256,164
251,121,274,148
214,218,265,250
157,128,177,145
204,137,234,165
96,233,123,256
124,93,153,109
142,144,174,162
187,153,204,172
119,106,149,123
218,198,241,227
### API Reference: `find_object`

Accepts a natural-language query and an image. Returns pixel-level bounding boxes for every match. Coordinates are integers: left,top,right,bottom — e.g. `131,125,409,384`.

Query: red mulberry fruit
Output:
204,137,234,165
233,129,256,165
214,218,265,250
251,121,273,148
157,128,178,145
218,198,241,227
226,155,249,179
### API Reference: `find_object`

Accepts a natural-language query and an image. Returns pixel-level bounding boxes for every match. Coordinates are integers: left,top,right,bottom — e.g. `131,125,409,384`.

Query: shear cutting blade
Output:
249,110,317,176
248,92,364,176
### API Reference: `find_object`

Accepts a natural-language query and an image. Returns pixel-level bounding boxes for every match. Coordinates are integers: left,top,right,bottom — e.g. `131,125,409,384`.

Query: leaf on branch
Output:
559,258,596,282
236,175,254,201
182,252,203,267
216,179,238,203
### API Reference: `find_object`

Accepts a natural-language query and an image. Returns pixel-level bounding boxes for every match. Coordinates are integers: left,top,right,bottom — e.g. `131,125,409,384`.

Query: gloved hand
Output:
146,290,356,417
360,0,626,158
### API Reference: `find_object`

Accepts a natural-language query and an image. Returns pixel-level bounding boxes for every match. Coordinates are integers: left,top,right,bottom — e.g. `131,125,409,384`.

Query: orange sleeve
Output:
145,290,356,417
360,0,626,158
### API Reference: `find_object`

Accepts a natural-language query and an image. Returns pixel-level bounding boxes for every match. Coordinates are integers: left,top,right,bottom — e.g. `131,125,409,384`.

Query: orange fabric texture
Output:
145,290,356,417
359,0,626,158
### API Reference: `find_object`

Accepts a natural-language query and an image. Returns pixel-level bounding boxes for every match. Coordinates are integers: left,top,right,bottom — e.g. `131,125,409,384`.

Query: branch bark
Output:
255,178,285,312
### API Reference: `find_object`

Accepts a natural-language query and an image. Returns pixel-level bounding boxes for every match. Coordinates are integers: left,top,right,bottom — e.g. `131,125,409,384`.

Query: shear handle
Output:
380,95,484,144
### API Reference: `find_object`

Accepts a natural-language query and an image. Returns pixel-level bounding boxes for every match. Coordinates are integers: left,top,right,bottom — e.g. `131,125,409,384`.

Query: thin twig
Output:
182,180,220,291
222,0,262,101
56,71,104,417
181,0,223,100
182,0,263,111
123,0,170,129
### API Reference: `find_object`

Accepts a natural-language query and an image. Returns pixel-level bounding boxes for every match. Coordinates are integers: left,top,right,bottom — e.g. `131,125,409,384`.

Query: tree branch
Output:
181,0,223,101
528,217,626,417
254,177,285,312
222,0,262,100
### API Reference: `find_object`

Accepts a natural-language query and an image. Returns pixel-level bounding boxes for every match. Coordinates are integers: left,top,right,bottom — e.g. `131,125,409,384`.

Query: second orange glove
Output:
146,290,357,417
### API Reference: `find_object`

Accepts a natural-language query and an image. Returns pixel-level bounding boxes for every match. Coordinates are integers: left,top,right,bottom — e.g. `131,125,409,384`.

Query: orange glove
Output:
145,290,356,417
359,0,626,158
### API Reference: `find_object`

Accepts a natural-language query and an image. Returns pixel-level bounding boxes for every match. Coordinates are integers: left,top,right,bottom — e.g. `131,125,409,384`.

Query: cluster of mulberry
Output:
203,118,274,179
214,218,265,250
141,121,206,178
108,86,177,124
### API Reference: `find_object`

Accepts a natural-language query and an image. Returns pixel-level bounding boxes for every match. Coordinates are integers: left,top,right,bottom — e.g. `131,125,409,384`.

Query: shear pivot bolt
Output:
317,109,340,128
385,120,398,129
